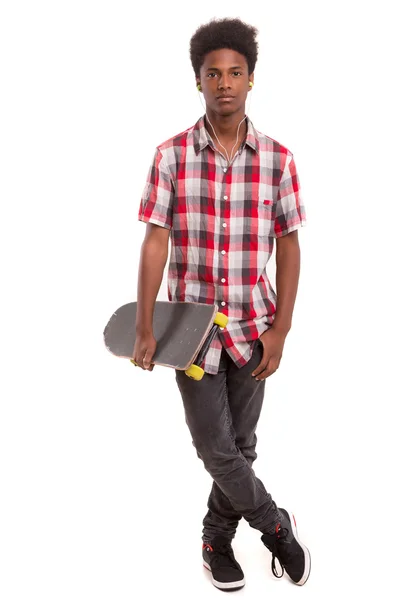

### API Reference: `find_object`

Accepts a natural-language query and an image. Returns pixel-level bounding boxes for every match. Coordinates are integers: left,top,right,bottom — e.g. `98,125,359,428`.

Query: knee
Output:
236,434,257,464
191,435,237,470
239,444,257,465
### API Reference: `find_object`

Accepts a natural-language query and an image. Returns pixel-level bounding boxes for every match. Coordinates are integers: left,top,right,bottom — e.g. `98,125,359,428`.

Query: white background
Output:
1,1,399,598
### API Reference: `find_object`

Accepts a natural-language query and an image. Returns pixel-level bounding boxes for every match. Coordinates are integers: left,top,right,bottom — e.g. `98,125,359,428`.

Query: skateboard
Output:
103,301,229,381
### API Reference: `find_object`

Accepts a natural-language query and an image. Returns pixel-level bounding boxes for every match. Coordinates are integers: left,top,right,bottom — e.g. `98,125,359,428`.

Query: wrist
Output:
136,325,153,336
271,320,291,336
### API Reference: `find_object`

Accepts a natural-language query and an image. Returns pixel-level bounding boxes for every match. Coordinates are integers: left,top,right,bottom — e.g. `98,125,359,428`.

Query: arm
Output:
272,229,301,335
133,223,170,369
251,230,301,380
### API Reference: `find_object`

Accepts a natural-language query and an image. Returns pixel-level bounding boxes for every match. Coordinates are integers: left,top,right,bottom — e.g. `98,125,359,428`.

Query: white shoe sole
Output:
287,511,311,586
203,560,246,590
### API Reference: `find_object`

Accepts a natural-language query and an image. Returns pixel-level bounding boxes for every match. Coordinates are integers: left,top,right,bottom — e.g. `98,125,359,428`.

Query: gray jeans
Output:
175,338,281,542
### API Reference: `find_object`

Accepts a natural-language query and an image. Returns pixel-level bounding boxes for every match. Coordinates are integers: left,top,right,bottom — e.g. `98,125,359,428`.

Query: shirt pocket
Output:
245,197,275,238
260,198,275,237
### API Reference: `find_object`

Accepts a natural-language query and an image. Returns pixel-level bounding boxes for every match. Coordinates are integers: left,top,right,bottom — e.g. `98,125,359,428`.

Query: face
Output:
197,49,254,116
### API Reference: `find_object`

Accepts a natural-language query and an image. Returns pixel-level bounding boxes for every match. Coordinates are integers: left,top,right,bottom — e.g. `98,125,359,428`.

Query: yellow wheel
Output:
185,364,204,381
130,359,138,366
214,312,228,328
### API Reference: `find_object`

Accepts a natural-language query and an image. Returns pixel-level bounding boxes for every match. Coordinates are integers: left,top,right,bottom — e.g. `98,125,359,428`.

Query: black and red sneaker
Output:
202,535,245,591
261,508,311,585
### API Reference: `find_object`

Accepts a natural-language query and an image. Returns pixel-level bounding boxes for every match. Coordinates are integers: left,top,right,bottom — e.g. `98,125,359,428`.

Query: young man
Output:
134,17,311,591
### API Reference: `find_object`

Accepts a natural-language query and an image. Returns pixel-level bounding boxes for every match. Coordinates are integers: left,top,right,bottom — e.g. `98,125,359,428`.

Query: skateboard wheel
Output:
214,312,228,328
185,364,205,381
130,359,138,366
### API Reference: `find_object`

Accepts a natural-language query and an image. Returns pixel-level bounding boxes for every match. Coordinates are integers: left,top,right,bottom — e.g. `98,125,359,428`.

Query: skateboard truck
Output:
184,311,228,380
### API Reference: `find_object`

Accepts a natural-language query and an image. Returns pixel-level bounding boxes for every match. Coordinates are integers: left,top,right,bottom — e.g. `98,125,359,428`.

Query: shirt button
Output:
221,250,226,255
222,223,227,228
221,278,226,283
223,195,228,200
221,301,226,306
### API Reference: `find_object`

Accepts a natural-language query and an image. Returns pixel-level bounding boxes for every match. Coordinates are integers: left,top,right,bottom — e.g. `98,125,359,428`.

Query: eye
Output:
233,72,242,76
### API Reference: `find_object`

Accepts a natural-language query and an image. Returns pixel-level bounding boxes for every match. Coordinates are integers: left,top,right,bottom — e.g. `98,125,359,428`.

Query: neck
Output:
205,110,247,143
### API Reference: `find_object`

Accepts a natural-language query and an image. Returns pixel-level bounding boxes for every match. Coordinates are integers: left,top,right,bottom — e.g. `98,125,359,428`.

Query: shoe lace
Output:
269,525,290,578
205,542,238,570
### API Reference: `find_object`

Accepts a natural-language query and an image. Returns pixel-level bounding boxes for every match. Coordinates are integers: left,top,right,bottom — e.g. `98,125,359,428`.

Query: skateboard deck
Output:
103,301,228,380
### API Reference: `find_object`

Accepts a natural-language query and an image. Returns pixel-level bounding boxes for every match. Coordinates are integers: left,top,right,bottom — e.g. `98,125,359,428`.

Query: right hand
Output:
132,332,157,371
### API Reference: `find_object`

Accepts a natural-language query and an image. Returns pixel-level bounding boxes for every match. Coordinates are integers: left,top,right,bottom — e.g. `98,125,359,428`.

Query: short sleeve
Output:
274,152,306,238
138,148,175,230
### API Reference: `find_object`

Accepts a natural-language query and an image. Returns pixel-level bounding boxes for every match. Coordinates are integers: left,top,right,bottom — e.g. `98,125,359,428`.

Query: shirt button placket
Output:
221,185,229,307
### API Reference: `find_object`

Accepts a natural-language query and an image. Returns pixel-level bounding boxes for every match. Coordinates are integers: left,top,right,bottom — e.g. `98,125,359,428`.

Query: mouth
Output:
217,96,235,102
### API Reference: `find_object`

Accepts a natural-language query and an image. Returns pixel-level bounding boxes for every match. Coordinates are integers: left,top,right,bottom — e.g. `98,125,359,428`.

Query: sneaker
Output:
261,508,311,585
202,535,245,591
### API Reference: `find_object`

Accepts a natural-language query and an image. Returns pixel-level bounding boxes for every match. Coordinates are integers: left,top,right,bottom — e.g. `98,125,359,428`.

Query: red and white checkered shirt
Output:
138,114,306,375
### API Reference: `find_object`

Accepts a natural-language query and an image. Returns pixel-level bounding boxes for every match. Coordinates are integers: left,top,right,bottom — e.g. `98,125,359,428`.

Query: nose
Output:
218,73,231,90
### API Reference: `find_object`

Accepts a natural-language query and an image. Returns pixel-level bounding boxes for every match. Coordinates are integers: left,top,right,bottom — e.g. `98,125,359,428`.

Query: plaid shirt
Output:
138,114,306,375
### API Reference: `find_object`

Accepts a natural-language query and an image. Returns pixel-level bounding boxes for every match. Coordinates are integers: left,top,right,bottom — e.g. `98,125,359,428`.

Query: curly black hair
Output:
189,17,259,77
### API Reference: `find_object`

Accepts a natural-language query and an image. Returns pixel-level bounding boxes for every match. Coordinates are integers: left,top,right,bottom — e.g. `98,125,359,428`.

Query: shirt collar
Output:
193,113,260,156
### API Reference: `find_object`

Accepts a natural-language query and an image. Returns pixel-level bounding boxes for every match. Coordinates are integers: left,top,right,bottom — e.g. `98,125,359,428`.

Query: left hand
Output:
252,328,287,380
